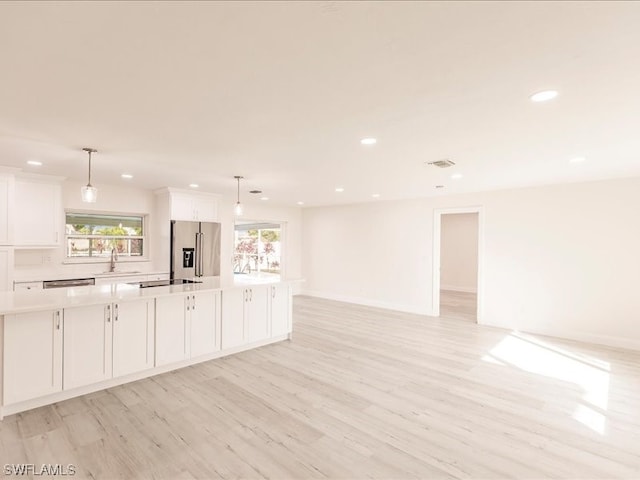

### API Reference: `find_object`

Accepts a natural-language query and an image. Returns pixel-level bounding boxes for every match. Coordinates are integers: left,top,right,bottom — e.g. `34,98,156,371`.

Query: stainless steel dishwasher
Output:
42,278,96,289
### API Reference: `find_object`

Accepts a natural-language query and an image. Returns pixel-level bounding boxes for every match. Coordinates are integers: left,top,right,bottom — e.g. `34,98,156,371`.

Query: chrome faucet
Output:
109,248,119,272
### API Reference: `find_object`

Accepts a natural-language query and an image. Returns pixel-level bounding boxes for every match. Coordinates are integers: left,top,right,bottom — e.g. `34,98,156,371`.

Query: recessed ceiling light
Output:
361,138,377,145
27,160,42,166
451,173,463,180
335,187,344,192
371,193,380,198
260,196,269,201
569,156,586,163
297,201,304,205
189,183,199,188
530,90,558,102
121,174,133,179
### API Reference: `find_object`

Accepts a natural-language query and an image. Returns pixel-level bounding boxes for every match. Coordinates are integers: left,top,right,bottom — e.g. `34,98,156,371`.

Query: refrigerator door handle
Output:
194,232,202,277
198,232,204,277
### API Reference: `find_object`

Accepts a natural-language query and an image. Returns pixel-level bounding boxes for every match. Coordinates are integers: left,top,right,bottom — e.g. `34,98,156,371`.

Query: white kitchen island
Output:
0,277,296,419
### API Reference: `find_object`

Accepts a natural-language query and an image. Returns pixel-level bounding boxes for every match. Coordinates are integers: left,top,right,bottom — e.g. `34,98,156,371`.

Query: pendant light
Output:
81,147,98,203
234,175,244,216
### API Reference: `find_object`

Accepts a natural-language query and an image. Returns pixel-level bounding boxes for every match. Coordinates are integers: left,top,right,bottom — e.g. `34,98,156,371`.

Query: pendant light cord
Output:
87,150,92,186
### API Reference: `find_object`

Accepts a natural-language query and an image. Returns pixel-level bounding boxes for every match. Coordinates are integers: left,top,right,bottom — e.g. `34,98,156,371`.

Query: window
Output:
234,222,281,278
65,213,145,259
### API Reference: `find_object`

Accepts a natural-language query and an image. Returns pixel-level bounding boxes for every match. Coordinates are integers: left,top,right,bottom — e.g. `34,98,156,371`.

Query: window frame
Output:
233,221,283,278
63,210,149,264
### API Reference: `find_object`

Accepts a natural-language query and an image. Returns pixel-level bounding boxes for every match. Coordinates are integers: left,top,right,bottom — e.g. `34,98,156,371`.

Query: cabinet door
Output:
14,181,61,246
0,175,13,245
193,196,218,222
0,248,13,292
113,299,155,377
155,295,188,366
170,194,195,221
270,284,291,337
190,291,219,358
3,310,62,404
246,286,270,343
63,304,113,390
221,288,246,349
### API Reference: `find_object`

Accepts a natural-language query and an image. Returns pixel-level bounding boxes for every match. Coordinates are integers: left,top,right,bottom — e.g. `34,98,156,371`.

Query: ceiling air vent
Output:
426,159,456,168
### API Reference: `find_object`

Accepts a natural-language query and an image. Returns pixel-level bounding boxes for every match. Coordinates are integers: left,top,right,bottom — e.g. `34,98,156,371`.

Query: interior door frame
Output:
432,206,484,323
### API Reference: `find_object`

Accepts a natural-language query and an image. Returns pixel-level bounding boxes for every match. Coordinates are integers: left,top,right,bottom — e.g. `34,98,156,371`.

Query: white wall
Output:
440,213,478,293
301,176,640,351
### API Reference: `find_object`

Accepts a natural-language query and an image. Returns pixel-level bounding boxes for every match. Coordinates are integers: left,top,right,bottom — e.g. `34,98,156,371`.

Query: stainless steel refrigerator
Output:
170,221,221,278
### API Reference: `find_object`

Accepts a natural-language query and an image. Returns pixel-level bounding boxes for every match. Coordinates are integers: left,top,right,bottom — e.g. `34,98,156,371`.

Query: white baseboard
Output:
300,289,429,315
298,292,640,353
440,285,477,293
479,319,640,352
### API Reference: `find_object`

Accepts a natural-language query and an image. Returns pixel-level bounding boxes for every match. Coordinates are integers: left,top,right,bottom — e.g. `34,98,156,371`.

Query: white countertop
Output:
0,276,302,315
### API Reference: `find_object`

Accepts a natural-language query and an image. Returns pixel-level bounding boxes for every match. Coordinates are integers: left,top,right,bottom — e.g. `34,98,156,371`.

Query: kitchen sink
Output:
98,270,142,275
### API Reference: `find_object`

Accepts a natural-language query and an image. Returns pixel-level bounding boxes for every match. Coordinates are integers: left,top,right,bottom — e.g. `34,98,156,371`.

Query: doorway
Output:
432,207,483,323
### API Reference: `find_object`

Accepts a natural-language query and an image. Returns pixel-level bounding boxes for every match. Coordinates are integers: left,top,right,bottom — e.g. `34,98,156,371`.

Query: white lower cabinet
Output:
221,288,245,349
63,298,154,390
190,291,220,358
112,300,155,377
63,304,113,390
270,283,292,337
247,286,269,343
221,286,270,348
1,283,291,414
155,291,219,366
3,309,63,404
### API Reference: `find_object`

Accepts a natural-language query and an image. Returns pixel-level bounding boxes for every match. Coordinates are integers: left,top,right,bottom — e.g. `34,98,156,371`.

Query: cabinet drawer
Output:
14,281,43,291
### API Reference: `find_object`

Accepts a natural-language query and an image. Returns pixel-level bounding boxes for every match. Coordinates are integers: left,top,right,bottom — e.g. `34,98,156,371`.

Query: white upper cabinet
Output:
168,190,219,222
0,248,13,292
0,174,14,245
14,178,62,247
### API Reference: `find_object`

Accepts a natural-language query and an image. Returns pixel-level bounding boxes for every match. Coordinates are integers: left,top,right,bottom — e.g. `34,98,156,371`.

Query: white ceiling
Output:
1,1,639,207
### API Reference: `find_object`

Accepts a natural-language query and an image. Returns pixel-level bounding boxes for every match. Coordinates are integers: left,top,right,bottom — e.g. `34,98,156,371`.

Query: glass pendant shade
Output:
234,201,243,216
81,185,98,203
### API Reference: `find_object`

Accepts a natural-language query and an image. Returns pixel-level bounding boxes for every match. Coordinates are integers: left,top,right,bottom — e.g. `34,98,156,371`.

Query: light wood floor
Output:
440,290,477,322
1,296,640,479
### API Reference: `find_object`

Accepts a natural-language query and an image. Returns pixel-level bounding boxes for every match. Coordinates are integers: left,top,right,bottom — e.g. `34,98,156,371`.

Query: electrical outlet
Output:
42,254,52,264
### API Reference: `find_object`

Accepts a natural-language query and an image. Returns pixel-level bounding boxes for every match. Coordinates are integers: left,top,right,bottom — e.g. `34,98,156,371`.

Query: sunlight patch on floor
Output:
482,331,610,434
